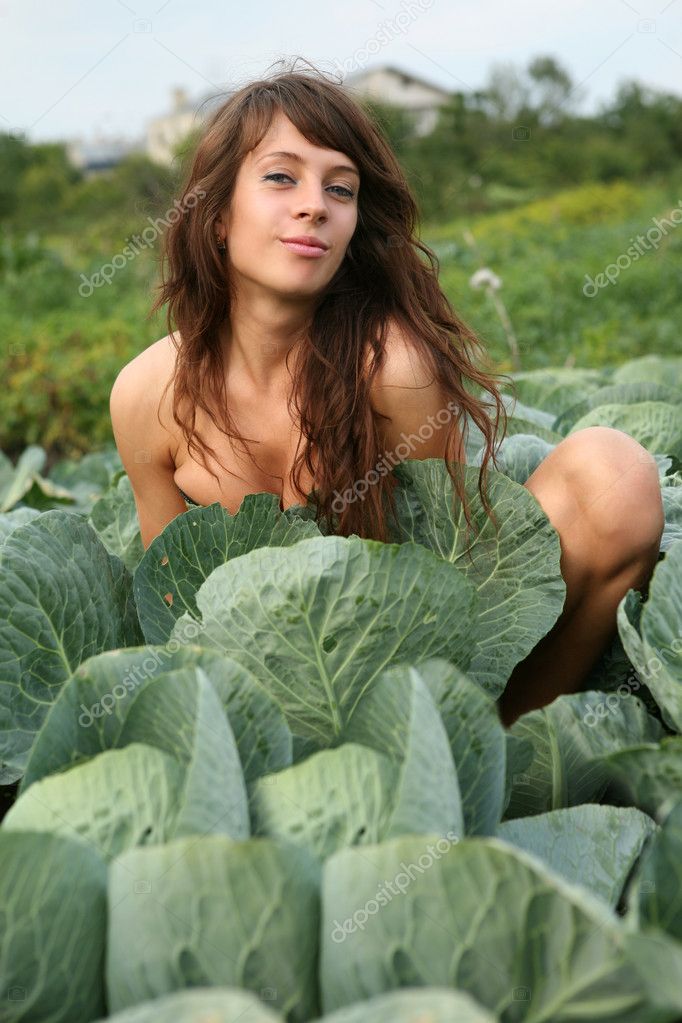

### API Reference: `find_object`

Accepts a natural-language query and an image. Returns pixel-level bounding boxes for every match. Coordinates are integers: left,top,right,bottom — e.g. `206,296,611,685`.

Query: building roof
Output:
343,64,453,100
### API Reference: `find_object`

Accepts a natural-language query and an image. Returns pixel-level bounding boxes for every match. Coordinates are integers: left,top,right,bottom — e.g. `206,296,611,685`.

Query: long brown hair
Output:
150,57,512,550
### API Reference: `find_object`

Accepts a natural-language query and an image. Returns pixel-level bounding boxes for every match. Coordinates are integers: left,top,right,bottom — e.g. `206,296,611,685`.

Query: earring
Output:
216,236,226,253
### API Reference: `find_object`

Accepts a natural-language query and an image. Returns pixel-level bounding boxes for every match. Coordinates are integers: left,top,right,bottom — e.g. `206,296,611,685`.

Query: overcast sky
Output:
2,0,681,145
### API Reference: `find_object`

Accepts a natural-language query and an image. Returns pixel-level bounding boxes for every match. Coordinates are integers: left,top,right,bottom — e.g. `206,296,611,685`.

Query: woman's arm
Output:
109,353,187,551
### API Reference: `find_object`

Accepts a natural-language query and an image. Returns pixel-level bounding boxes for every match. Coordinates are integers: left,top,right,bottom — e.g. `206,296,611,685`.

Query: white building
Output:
66,135,144,176
145,87,224,167
343,65,453,137
145,66,454,167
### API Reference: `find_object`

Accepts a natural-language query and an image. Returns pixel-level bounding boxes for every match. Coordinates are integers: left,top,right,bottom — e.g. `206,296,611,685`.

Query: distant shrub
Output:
0,311,136,459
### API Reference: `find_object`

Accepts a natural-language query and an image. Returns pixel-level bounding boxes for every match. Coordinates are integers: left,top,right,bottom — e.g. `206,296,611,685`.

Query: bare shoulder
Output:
370,315,437,391
369,315,465,463
112,332,178,392
109,332,181,467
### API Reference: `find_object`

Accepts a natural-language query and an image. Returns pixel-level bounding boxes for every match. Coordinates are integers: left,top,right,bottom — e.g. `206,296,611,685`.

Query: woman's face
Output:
216,110,360,300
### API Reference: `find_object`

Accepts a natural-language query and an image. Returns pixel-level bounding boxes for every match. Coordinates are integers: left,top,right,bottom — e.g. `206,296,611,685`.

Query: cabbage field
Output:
3,353,682,1022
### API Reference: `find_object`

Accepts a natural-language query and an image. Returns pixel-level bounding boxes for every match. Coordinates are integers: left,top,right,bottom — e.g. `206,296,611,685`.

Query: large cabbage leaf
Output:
0,510,143,782
385,460,566,696
169,535,478,747
320,834,682,1021
107,836,320,1022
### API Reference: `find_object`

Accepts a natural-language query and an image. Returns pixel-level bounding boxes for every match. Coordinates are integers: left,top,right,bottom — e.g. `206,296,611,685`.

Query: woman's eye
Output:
263,173,354,198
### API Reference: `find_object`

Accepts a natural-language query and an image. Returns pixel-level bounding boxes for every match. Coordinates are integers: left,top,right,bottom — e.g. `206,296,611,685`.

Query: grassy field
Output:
422,175,682,374
0,174,680,459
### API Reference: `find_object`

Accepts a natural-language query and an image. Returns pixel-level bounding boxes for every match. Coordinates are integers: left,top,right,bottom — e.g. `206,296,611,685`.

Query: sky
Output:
1,0,681,145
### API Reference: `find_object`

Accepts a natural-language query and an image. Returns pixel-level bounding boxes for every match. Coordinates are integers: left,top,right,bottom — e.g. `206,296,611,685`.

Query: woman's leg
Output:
497,426,665,727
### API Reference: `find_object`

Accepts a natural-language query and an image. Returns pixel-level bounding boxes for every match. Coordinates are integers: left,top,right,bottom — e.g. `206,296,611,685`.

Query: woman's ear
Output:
213,214,226,248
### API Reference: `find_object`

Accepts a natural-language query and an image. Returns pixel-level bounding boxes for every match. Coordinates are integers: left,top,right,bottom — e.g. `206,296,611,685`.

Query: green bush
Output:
0,312,137,459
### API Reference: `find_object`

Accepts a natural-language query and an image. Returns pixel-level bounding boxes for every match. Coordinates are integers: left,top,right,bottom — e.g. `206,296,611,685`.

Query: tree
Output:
13,143,80,226
527,55,582,125
359,98,415,157
0,132,33,220
598,80,682,170
480,62,531,123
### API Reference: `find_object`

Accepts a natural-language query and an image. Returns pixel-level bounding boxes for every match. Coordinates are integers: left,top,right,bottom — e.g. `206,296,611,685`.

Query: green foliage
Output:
2,62,682,1016
358,98,415,156
1,173,681,460
428,177,682,372
0,132,33,218
0,65,681,462
2,377,682,1017
396,56,682,221
0,311,138,457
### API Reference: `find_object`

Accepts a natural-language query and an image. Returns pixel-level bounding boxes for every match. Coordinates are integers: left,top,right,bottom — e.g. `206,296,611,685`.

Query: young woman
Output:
110,60,664,726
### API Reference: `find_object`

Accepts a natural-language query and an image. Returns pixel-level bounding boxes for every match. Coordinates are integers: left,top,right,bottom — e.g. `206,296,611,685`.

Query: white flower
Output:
469,267,502,291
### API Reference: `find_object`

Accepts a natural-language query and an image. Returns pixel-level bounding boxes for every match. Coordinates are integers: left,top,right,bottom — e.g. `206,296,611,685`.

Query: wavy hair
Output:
149,57,512,551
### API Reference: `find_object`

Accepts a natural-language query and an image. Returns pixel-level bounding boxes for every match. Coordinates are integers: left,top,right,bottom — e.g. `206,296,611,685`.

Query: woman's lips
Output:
280,240,328,257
